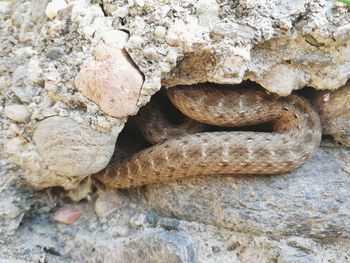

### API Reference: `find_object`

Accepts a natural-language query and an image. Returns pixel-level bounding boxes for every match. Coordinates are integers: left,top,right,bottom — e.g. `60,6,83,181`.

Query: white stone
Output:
154,26,166,40
27,59,42,84
165,20,187,46
259,64,310,96
135,0,145,7
4,104,30,122
101,30,129,49
195,0,219,28
143,47,161,60
113,6,129,18
45,0,68,19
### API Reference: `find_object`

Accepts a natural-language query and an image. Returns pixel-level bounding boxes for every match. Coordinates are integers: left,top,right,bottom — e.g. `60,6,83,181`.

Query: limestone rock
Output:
33,116,116,178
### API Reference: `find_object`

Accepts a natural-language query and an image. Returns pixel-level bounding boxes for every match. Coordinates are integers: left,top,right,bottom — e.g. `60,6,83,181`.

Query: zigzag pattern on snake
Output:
95,84,322,189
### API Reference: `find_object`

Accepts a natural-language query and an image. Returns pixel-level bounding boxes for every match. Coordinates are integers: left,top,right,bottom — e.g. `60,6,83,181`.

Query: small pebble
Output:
53,205,82,225
143,47,160,60
135,0,145,7
46,47,65,60
130,213,157,228
154,26,166,41
141,213,158,228
212,246,221,253
101,30,129,49
4,104,30,122
45,0,68,19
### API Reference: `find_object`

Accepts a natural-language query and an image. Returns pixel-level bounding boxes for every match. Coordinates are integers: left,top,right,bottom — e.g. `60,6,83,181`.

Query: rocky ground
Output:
1,0,350,262
1,138,350,262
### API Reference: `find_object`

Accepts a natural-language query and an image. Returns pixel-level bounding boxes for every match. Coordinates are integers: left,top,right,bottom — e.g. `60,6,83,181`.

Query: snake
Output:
95,84,322,189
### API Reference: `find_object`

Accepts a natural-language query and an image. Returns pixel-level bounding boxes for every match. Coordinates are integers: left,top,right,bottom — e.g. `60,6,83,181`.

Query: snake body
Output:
95,85,322,189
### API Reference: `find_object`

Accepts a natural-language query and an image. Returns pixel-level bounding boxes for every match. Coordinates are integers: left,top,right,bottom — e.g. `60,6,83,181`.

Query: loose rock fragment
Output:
53,205,82,225
45,0,68,19
4,104,30,122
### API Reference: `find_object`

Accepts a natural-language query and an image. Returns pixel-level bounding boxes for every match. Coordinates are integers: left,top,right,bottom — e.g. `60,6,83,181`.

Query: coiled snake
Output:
95,85,322,189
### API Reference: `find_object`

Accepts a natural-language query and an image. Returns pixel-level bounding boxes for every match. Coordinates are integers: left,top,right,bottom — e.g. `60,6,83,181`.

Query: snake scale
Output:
95,85,322,189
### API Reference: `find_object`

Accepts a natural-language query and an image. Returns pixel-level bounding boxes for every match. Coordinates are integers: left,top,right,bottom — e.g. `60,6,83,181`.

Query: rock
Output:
66,176,93,202
26,58,42,84
311,84,350,147
94,190,130,219
4,104,30,122
53,205,82,225
46,47,66,60
0,190,27,236
33,116,116,178
66,231,197,263
159,218,180,231
75,40,144,118
195,0,219,28
11,65,38,103
145,149,350,239
45,0,68,19
1,0,350,260
130,213,158,229
258,64,309,96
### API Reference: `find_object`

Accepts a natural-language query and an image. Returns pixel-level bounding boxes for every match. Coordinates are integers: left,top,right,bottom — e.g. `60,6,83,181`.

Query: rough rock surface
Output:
0,0,349,188
0,0,350,262
33,116,116,178
311,84,350,147
75,32,144,118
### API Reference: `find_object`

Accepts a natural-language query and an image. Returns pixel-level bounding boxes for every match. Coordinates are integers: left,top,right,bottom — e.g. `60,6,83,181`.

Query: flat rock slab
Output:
145,148,350,239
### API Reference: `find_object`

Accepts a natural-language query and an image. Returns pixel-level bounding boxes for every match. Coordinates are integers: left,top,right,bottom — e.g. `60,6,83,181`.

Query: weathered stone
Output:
53,205,82,225
66,231,197,263
75,38,143,118
46,47,66,60
33,116,116,177
4,104,30,123
45,0,68,19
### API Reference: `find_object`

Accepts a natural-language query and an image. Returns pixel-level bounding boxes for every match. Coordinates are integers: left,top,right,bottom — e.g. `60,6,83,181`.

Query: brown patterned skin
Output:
95,85,322,189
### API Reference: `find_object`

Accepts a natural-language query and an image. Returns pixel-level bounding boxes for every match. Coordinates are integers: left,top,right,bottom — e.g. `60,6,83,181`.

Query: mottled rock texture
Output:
1,0,349,189
75,31,144,118
33,116,116,178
